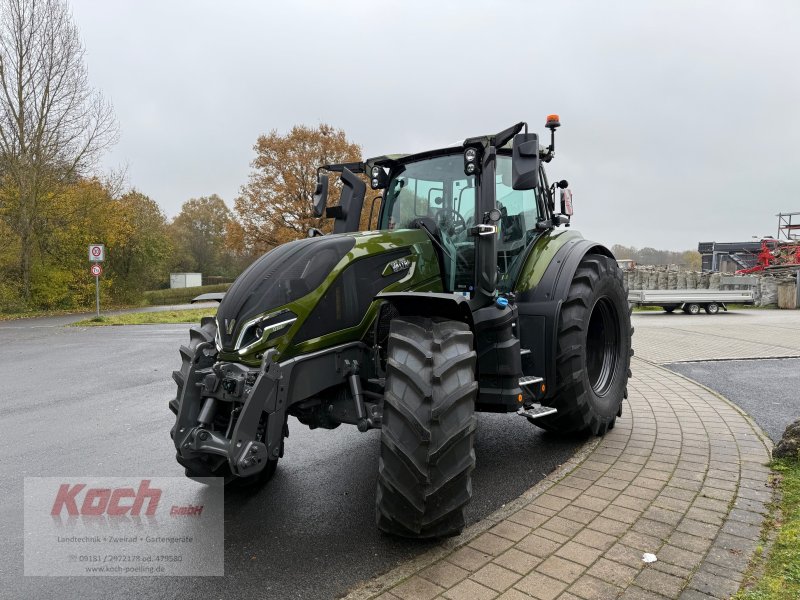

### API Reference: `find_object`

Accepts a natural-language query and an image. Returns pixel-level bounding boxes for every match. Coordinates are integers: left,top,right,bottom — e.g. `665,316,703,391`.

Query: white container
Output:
170,273,203,288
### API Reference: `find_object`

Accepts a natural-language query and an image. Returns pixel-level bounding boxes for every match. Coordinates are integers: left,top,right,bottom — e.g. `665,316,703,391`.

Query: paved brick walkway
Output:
347,359,773,600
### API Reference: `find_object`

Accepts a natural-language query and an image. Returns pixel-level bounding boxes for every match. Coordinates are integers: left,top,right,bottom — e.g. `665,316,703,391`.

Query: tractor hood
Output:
214,228,442,363
216,235,356,351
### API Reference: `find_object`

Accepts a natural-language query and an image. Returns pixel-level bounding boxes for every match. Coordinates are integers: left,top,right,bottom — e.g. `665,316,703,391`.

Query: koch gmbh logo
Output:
51,480,162,517
24,477,224,576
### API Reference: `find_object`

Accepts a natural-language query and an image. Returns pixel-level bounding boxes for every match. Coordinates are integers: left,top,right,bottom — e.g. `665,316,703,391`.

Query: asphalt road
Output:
0,320,580,600
667,358,800,443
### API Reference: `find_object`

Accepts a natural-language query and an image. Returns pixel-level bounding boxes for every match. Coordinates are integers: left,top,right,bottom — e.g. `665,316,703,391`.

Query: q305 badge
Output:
384,257,411,276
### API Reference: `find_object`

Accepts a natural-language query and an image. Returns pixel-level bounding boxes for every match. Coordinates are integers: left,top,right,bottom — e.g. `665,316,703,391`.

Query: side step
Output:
519,375,544,389
517,404,557,420
517,376,554,420
520,348,531,356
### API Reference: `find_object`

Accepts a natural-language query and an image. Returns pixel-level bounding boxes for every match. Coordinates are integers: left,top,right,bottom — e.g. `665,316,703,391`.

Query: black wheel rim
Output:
585,297,620,396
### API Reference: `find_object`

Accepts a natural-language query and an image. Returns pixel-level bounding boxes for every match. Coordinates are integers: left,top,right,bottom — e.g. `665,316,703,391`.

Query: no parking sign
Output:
88,244,105,262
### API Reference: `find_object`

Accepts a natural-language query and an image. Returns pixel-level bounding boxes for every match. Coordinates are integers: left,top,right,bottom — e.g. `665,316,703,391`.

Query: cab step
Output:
517,404,558,420
519,375,544,388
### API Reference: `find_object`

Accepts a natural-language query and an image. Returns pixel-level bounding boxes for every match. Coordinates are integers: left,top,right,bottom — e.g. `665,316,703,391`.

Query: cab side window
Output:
495,156,539,275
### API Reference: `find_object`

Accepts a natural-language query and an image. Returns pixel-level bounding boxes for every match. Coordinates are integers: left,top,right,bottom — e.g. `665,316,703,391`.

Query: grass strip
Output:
71,308,216,327
142,284,229,306
735,457,800,599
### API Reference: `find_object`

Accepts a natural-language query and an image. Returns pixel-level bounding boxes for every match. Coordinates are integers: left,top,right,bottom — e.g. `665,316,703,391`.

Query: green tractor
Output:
170,116,632,538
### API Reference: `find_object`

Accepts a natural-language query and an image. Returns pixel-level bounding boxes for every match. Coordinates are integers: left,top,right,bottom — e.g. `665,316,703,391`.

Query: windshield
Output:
379,153,540,294
379,154,476,293
379,155,476,232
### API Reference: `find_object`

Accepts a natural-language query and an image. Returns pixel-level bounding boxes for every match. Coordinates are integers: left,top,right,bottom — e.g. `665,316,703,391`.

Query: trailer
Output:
627,289,755,314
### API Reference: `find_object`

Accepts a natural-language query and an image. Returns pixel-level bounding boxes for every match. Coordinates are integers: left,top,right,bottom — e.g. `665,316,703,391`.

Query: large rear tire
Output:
376,317,478,539
535,254,632,436
170,317,278,487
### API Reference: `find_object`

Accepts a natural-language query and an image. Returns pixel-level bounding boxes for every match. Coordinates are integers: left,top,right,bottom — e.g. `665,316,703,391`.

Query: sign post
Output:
89,245,105,318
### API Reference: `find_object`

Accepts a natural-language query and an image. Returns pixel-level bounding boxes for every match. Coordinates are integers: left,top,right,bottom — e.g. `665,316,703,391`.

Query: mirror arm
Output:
492,122,526,148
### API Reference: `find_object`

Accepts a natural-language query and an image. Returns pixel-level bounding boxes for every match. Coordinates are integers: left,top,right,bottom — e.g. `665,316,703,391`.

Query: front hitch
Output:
174,348,283,478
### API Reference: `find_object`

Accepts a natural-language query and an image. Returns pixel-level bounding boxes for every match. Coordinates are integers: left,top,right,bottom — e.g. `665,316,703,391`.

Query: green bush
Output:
142,283,230,306
0,280,26,314
30,265,79,310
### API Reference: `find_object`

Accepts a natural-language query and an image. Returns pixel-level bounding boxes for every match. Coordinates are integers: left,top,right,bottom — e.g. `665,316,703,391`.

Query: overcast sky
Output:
70,0,799,250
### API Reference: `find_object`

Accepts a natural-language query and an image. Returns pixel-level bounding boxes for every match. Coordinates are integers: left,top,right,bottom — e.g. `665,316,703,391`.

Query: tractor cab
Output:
375,150,546,295
315,117,571,307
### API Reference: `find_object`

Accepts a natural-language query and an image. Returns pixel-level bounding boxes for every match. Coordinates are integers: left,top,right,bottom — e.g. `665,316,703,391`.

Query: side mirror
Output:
312,173,329,217
511,133,540,190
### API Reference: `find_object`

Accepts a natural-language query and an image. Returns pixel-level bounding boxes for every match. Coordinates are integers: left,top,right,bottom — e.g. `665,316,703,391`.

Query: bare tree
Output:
0,0,118,301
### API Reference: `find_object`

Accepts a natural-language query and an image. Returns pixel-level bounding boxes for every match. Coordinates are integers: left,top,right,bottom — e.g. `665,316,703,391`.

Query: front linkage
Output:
172,331,378,482
173,345,280,479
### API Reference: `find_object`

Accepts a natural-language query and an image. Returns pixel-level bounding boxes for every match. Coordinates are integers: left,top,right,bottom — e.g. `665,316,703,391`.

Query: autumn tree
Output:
169,194,232,276
232,124,362,253
17,181,171,309
111,190,172,299
0,0,118,302
682,250,702,271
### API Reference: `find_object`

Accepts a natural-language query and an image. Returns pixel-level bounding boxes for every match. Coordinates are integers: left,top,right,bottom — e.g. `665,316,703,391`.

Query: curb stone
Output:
342,437,603,600
345,358,775,600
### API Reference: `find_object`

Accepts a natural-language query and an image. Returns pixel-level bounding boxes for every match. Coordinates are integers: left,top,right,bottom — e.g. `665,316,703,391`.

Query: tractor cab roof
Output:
366,133,519,171
322,122,538,175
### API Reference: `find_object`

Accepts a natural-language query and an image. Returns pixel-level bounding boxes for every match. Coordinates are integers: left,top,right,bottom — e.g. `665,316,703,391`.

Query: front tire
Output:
376,317,477,539
535,254,632,436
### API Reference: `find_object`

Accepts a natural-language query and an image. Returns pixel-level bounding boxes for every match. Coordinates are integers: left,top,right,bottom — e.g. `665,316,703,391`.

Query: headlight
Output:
370,165,386,189
236,310,297,353
464,147,480,176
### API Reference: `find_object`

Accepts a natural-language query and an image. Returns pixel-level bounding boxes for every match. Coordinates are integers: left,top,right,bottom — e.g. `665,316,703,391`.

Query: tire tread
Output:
376,317,477,539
